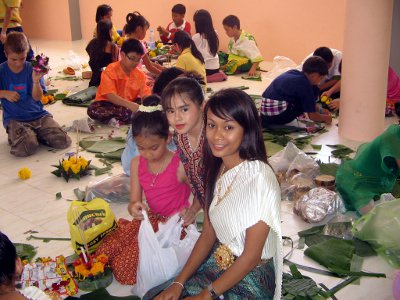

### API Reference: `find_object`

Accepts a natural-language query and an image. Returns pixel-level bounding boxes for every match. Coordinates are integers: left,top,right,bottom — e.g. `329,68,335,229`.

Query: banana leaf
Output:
304,239,355,274
84,140,125,154
14,243,37,262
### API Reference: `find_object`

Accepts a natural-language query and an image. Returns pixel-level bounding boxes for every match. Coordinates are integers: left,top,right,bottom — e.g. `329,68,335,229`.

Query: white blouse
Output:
192,33,220,70
209,160,283,300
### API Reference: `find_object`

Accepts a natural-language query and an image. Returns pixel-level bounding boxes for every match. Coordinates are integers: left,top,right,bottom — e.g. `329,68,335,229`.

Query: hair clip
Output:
138,104,163,113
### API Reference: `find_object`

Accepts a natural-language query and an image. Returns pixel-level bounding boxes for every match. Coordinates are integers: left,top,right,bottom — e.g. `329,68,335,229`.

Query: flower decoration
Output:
52,156,91,182
31,53,50,73
138,104,163,113
148,42,172,58
41,94,55,105
72,254,109,281
18,167,32,180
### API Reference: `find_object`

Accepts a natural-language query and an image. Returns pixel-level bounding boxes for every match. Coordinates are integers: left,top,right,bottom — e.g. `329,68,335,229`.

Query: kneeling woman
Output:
144,88,283,300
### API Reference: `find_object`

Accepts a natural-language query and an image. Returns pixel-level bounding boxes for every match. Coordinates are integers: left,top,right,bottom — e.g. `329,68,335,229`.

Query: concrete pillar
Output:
339,0,393,141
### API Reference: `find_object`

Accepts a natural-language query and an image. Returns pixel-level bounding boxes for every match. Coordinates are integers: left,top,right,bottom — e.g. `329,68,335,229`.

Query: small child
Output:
0,32,71,157
157,3,191,43
260,56,332,127
124,11,164,76
336,123,400,215
86,19,119,87
93,4,123,45
221,15,263,76
161,77,206,223
173,31,206,85
95,95,192,285
87,38,151,125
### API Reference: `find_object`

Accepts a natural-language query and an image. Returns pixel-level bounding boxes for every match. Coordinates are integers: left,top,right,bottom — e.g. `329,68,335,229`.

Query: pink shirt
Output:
138,152,190,216
387,67,400,100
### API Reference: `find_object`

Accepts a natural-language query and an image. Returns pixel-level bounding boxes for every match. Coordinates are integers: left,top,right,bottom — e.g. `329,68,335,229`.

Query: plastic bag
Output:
263,56,297,86
67,50,86,70
132,211,200,297
85,174,130,203
67,198,117,254
294,187,344,223
352,198,400,268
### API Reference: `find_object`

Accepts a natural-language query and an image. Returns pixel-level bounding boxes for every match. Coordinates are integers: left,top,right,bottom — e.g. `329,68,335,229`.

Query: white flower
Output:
138,104,163,113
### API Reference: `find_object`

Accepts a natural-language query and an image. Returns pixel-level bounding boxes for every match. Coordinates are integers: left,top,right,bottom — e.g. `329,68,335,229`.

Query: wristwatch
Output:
207,284,224,299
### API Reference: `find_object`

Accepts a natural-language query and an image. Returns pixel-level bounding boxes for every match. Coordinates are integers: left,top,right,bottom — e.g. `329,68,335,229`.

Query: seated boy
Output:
260,56,332,127
157,4,191,44
298,46,342,98
221,15,263,76
87,39,151,125
0,32,71,157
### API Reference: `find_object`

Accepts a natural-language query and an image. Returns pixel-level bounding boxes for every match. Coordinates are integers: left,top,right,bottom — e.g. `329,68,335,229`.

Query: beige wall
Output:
21,0,73,40
22,0,346,63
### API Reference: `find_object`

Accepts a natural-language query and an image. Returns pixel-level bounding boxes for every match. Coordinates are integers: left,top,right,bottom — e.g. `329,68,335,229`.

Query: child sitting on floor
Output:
260,56,332,127
157,3,191,44
221,14,263,76
0,32,71,157
95,95,194,285
86,19,119,87
173,31,206,86
93,4,123,45
87,38,151,125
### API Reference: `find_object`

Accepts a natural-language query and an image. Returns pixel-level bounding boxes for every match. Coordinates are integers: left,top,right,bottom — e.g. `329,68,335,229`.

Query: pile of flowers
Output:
148,42,172,58
51,155,91,182
72,254,109,281
41,94,55,105
31,53,50,73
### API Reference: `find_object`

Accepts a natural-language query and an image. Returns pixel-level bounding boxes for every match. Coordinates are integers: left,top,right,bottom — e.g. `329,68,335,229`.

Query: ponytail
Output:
173,30,204,64
125,11,149,35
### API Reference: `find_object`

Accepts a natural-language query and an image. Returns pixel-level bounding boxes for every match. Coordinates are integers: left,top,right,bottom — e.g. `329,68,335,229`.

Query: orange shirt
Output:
95,61,151,102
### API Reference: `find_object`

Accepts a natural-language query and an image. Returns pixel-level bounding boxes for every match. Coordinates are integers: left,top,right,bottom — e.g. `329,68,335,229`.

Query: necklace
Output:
216,161,244,205
149,152,171,187
187,121,204,152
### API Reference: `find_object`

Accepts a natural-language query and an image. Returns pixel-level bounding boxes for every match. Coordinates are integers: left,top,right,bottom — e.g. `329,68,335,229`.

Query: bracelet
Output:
169,281,184,289
207,283,223,299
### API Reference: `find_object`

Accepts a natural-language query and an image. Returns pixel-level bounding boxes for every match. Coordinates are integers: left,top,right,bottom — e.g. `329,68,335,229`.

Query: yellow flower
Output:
157,42,163,49
69,156,77,164
78,157,88,169
62,160,71,172
70,163,81,174
18,168,32,180
149,50,156,58
90,262,105,276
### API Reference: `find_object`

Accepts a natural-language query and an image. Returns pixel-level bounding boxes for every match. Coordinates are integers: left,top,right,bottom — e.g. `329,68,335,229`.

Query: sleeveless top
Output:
138,152,190,216
173,127,205,204
86,40,116,87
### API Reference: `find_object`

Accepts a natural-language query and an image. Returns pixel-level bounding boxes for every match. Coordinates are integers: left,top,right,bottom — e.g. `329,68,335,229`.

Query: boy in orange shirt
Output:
87,39,151,125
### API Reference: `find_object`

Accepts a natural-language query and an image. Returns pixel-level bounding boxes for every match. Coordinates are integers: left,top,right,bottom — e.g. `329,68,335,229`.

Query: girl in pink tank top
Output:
95,95,192,285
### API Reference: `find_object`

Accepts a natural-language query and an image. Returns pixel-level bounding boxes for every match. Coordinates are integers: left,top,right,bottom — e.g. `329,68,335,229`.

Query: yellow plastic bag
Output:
67,198,117,254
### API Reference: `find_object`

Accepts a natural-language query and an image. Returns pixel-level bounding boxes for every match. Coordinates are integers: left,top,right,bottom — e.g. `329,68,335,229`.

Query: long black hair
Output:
125,11,149,35
95,4,112,23
0,232,17,287
86,19,113,59
161,77,204,110
131,95,169,139
193,9,219,56
203,88,267,208
173,30,204,64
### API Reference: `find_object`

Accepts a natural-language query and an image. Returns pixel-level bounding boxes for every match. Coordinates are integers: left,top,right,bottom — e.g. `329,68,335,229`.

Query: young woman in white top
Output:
144,88,282,300
192,9,220,76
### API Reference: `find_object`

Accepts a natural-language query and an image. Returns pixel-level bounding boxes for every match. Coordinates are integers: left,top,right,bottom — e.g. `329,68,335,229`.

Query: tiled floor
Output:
0,39,396,299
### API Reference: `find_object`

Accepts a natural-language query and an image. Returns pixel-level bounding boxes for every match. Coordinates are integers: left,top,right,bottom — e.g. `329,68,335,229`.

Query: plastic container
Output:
148,29,156,50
